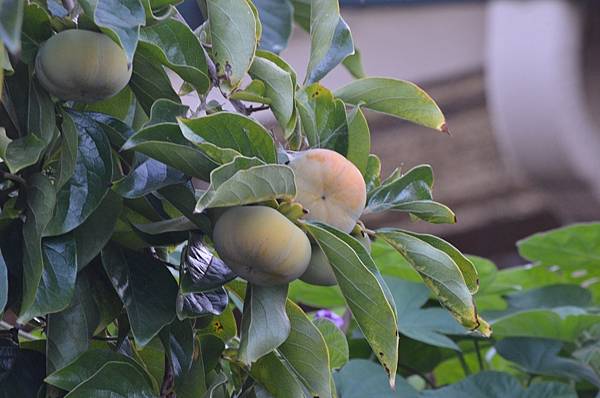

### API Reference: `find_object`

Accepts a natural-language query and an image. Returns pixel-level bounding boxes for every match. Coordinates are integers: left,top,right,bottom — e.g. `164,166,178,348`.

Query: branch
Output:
0,171,26,186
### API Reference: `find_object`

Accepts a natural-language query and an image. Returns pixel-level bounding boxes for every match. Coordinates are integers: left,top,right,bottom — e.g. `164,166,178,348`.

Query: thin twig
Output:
474,339,485,371
0,171,26,186
456,351,471,377
246,104,270,113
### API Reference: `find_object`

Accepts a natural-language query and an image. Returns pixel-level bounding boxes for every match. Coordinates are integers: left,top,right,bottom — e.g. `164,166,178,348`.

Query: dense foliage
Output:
0,0,598,397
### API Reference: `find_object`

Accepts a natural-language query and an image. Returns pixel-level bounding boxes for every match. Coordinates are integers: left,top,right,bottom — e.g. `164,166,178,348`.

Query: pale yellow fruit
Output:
301,231,371,286
289,149,366,233
35,30,132,103
212,206,311,286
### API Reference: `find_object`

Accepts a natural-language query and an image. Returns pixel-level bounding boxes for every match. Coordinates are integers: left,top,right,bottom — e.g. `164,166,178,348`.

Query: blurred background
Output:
180,0,600,267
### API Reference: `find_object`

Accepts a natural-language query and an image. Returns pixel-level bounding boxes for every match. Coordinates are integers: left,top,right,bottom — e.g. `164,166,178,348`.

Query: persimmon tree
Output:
0,0,490,396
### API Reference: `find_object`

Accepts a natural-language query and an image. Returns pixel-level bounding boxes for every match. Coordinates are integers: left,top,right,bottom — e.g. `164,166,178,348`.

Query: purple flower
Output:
314,309,344,329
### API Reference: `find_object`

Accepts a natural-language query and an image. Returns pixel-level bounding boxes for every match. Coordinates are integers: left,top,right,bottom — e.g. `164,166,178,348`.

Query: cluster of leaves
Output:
328,223,600,397
0,0,540,397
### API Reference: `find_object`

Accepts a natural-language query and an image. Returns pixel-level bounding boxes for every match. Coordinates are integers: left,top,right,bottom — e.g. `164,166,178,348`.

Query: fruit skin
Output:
301,231,371,286
212,206,311,286
289,148,366,233
35,30,132,103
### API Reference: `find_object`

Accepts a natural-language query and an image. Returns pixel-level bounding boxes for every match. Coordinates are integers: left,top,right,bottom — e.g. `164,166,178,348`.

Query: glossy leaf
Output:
249,54,296,136
239,284,290,364
122,122,219,180
305,0,353,84
81,111,136,149
195,162,296,213
45,111,114,237
130,49,181,113
496,337,600,387
305,223,398,387
334,360,419,398
78,0,145,62
0,0,24,53
335,78,447,132
178,112,277,163
376,229,489,336
314,318,349,369
114,158,187,199
160,319,195,393
279,301,333,398
421,371,577,398
139,18,210,94
207,0,258,93
19,174,56,322
65,361,158,398
101,244,178,346
366,165,433,212
253,0,292,53
177,289,229,319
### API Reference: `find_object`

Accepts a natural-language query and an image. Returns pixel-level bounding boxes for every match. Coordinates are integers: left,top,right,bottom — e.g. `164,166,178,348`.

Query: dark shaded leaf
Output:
0,347,45,398
114,158,187,199
130,49,181,114
146,99,189,126
253,0,293,54
0,254,6,313
101,244,178,346
160,319,194,393
157,183,211,232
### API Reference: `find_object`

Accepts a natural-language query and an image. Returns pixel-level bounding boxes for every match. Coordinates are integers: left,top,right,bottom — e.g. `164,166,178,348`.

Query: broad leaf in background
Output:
80,86,136,122
505,284,592,311
139,18,210,94
421,371,577,398
249,53,296,136
46,349,158,392
306,223,399,387
64,361,158,398
158,183,212,232
78,0,145,62
314,318,349,369
0,346,46,398
305,0,353,84
122,122,219,180
0,0,24,53
334,360,419,398
288,280,344,309
296,83,348,152
101,244,178,346
278,301,333,398
253,0,293,54
195,163,296,213
495,337,600,387
178,112,277,163
335,78,447,132
19,174,56,322
238,284,290,364
386,277,465,351
45,111,114,237
207,0,258,93
376,229,490,336
114,158,187,199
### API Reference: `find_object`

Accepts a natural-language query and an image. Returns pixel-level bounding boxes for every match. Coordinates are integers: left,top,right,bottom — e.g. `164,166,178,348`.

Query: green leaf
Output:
139,18,210,94
334,360,419,398
78,0,145,62
490,308,600,343
158,183,211,232
122,122,219,180
0,347,46,398
305,0,353,84
0,0,24,53
518,223,600,269
288,280,344,308
195,162,295,213
249,54,296,136
314,318,348,369
253,0,293,54
20,3,52,63
495,337,600,387
80,86,136,121
0,132,47,174
28,78,55,143
376,229,490,336
65,361,158,398
296,83,347,152
82,111,136,149
45,111,114,236
505,284,592,310
178,112,277,163
57,111,79,188
279,301,334,398
421,371,577,398
160,319,195,393
239,284,290,364
395,200,456,224
305,223,398,387
45,349,157,393
346,105,370,174
386,277,465,351
114,158,187,199
335,78,447,132
250,352,307,397
130,48,181,114
207,0,258,93
146,99,189,126
19,174,56,322
229,79,271,104
0,254,7,313
364,154,381,190
177,289,229,319
196,304,237,342
203,372,229,398
366,164,433,213
342,47,366,79
101,244,178,346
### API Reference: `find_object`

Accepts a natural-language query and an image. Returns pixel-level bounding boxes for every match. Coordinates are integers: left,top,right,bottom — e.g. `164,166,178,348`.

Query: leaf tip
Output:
440,122,451,135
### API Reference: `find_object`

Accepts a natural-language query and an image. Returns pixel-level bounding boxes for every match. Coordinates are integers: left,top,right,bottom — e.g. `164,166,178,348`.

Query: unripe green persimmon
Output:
212,206,311,286
289,148,366,233
301,231,371,286
35,30,132,103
